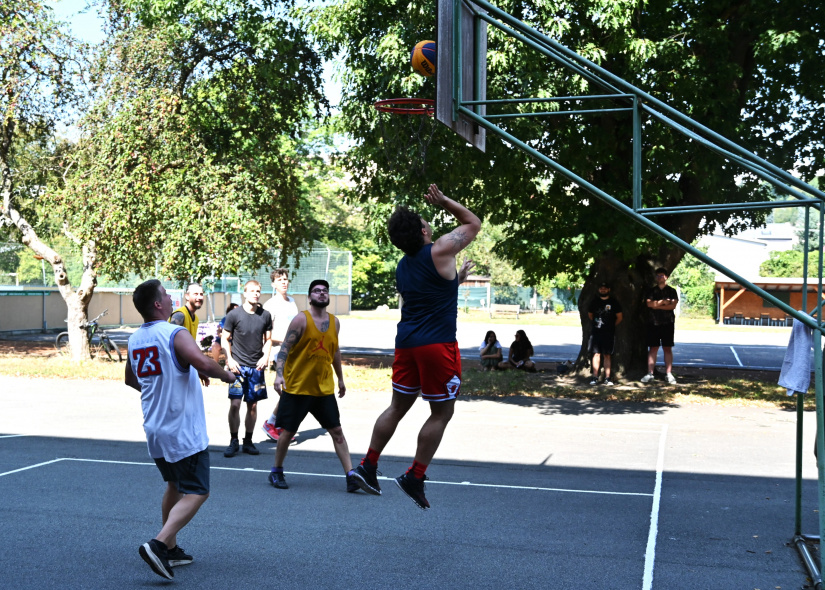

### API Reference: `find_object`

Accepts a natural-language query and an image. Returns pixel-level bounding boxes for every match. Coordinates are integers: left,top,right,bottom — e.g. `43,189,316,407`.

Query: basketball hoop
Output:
373,98,437,177
374,98,435,116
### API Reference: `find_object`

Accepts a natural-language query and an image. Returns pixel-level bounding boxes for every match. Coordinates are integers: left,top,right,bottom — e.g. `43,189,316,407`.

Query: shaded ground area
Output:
0,339,780,381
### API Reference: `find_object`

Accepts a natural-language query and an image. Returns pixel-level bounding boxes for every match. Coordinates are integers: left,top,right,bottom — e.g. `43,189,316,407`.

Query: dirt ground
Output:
0,338,779,384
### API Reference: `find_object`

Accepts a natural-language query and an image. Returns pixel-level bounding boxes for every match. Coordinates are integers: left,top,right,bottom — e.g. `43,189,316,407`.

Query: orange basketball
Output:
411,40,437,77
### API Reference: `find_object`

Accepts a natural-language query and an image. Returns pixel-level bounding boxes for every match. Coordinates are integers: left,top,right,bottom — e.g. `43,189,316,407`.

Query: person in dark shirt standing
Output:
350,184,480,509
587,282,623,386
221,280,272,457
641,268,679,384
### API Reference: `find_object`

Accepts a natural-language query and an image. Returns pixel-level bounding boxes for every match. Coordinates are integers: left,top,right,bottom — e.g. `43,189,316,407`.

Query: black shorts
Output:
275,391,341,432
154,449,210,495
646,323,675,348
588,332,615,355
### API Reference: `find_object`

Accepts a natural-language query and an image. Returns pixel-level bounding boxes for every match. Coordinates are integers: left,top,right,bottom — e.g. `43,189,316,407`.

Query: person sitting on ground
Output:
211,303,239,363
479,330,503,371
501,329,536,372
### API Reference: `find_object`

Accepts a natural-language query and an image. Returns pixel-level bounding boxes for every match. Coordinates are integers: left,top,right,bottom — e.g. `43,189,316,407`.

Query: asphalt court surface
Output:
0,376,820,589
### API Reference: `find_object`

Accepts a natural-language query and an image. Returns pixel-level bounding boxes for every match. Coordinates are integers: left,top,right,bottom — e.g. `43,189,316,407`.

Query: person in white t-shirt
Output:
126,279,235,581
479,330,503,371
261,268,300,442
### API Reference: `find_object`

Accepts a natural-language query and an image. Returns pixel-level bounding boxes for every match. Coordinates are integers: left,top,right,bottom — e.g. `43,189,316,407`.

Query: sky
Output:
47,0,342,106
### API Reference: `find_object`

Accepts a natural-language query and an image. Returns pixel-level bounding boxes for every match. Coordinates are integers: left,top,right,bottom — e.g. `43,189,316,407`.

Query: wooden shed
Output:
716,278,824,325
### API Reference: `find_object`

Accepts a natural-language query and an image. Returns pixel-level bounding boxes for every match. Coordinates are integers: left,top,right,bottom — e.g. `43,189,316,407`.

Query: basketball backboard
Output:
436,0,487,152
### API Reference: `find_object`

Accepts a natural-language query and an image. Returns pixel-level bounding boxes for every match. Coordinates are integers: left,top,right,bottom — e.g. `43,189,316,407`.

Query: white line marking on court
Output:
0,458,64,478
730,346,744,367
642,424,668,590
0,434,27,439
65,458,154,466
213,466,653,497
0,458,654,498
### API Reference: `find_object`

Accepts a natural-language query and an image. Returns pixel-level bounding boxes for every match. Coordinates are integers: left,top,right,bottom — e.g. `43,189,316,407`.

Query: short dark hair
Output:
225,302,239,315
308,279,329,295
270,268,289,282
133,279,162,320
388,206,425,256
655,267,668,276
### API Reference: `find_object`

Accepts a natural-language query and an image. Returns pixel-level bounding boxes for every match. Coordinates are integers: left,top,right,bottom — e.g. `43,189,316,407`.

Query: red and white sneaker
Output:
261,422,280,441
261,422,296,442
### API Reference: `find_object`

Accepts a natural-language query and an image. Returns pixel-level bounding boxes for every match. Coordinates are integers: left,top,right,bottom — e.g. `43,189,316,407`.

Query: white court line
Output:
642,424,668,590
0,458,65,478
0,434,27,439
213,466,653,497
0,457,654,498
730,346,744,367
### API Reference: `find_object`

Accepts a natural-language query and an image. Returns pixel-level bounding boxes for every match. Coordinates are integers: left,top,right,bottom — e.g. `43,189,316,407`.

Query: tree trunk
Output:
575,251,684,380
2,174,97,361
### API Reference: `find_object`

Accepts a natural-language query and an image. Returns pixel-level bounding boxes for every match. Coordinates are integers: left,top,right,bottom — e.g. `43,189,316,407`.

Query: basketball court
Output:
0,374,817,588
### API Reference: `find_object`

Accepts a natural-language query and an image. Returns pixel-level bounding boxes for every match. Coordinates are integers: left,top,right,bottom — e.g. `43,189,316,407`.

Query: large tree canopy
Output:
59,0,327,283
311,0,825,374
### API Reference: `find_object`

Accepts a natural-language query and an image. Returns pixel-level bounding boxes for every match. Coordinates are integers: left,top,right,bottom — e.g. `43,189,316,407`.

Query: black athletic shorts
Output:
588,331,615,355
646,323,675,348
275,391,341,432
154,449,210,495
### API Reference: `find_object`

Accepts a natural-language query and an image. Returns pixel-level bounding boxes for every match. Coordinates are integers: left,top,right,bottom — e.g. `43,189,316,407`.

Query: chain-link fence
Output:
457,285,580,312
0,242,352,296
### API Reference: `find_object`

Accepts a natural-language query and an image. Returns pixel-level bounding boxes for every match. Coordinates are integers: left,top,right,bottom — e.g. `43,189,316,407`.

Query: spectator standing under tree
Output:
350,183,479,510
479,330,503,371
126,279,236,580
587,282,623,386
221,280,272,457
261,268,300,443
169,283,204,341
641,267,679,385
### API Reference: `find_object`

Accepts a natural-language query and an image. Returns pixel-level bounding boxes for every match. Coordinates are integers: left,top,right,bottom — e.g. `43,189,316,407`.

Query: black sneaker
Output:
351,462,382,495
242,441,260,455
224,438,240,458
395,472,430,510
167,545,193,567
139,539,174,579
269,470,288,489
346,473,360,493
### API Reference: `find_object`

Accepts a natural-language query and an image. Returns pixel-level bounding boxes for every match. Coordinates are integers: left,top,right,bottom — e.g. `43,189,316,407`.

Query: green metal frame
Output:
446,0,825,585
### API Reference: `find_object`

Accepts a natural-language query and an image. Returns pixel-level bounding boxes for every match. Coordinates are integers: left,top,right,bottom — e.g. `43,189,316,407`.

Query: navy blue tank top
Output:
395,244,458,349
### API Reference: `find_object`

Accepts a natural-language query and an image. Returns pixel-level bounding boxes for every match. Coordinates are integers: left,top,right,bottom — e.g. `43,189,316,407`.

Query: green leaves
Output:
59,0,326,284
310,0,825,287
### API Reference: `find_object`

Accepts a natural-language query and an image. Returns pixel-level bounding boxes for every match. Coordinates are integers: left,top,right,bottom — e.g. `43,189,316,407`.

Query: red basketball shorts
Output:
392,341,462,402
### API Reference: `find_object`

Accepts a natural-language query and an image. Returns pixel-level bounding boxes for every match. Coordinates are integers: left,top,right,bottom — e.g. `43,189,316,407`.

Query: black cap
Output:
308,279,329,295
598,281,610,288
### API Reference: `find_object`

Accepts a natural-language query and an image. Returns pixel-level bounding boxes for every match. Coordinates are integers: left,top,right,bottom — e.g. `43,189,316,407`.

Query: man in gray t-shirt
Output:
221,280,272,458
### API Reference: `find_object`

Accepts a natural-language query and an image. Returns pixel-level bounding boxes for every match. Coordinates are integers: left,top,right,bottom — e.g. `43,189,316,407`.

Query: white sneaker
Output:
590,379,598,386
640,373,655,383
666,373,677,384
604,379,614,386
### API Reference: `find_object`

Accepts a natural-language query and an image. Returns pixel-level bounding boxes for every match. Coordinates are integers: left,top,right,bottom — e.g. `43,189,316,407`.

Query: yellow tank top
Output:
170,305,199,342
284,311,338,397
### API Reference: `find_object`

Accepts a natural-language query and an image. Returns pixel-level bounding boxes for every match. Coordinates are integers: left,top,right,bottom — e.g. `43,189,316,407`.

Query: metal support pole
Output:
632,96,642,211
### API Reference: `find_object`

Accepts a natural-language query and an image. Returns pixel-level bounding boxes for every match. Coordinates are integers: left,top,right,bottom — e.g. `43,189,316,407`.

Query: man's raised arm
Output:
427,184,481,259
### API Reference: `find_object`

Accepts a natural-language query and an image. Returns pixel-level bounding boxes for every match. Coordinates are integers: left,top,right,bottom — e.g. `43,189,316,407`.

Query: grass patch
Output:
0,353,808,410
0,355,125,380
460,368,811,410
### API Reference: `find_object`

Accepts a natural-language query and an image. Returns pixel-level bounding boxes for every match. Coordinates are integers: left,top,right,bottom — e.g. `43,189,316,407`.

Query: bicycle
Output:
54,309,123,362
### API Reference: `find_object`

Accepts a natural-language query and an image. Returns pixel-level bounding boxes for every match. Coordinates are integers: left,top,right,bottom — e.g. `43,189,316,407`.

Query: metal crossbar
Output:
445,0,825,585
